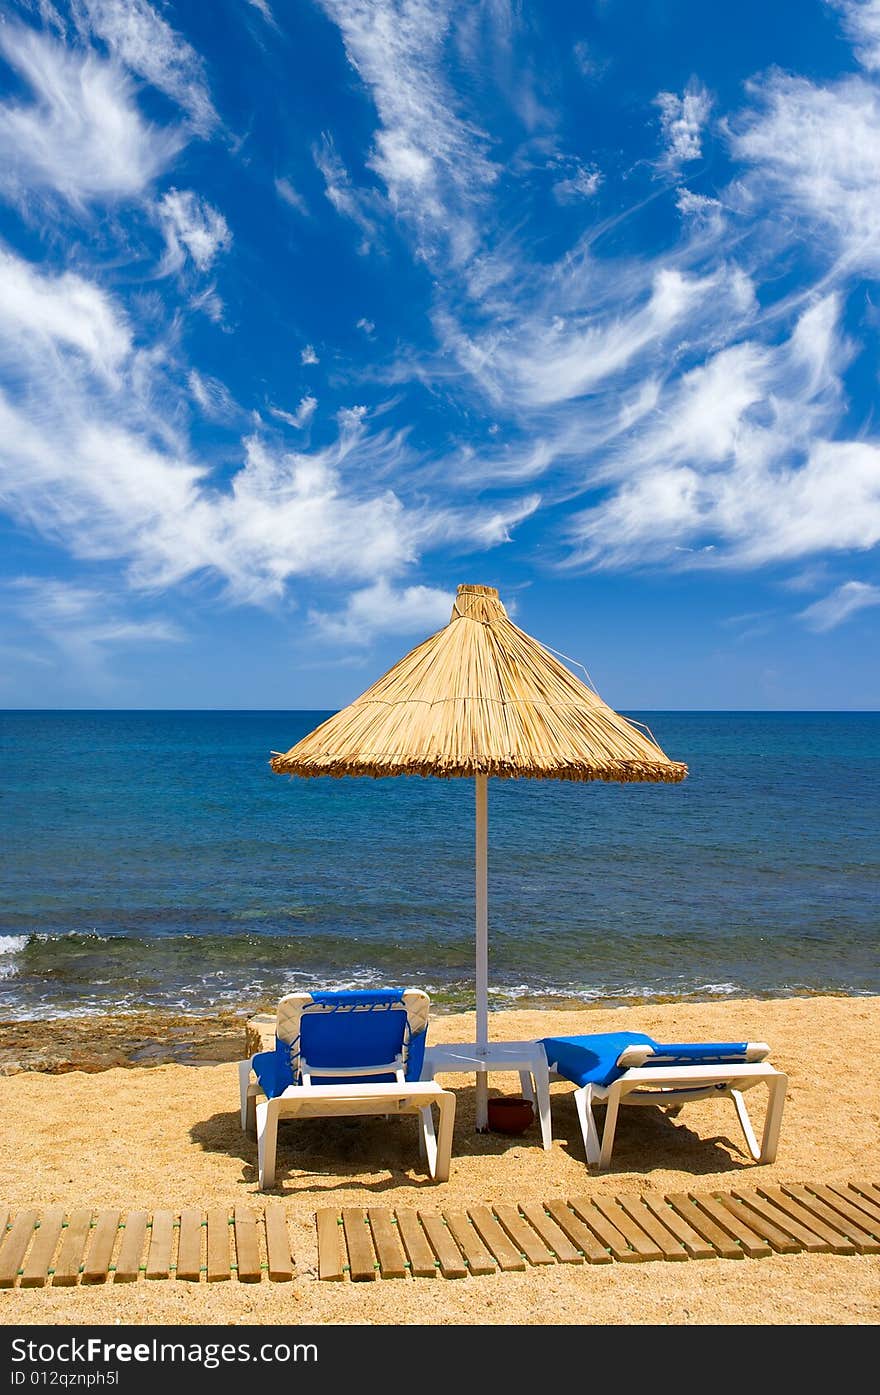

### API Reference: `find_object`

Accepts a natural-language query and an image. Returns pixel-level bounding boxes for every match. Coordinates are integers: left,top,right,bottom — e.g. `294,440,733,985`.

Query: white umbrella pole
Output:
475,773,489,1130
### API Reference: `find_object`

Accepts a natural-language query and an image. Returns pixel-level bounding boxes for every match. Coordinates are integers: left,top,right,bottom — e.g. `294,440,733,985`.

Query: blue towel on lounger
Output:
539,1032,751,1089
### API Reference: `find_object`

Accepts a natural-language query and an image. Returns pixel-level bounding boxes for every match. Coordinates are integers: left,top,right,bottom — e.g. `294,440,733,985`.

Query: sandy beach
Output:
0,994,878,1327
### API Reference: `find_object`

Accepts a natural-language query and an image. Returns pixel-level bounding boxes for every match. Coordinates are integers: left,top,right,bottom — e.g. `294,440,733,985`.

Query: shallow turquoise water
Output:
0,710,877,1017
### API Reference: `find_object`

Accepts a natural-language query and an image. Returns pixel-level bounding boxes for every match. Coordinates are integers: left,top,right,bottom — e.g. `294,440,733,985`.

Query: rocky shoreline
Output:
0,1009,264,1075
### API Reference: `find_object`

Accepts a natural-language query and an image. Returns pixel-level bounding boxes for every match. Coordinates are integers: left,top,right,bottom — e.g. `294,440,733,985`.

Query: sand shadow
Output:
547,1090,759,1176
189,1108,469,1197
189,1082,558,1195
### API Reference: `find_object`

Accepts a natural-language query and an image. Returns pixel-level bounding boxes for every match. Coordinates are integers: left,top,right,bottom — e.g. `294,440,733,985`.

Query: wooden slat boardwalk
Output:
317,1180,880,1280
0,1182,877,1285
0,1207,296,1286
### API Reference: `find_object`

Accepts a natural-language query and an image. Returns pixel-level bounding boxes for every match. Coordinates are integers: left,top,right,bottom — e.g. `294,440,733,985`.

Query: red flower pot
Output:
487,1096,534,1135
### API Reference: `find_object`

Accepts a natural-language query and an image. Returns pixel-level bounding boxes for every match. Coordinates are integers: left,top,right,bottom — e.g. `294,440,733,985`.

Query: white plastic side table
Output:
421,1039,552,1150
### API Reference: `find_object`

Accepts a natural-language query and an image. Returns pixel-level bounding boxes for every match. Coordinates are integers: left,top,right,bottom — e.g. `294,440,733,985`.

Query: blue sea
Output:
0,711,877,1020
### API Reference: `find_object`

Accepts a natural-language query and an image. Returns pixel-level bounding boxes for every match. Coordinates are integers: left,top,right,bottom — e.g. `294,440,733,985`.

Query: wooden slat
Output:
641,1195,716,1260
316,1210,344,1282
418,1212,467,1279
341,1208,376,1282
665,1194,742,1259
206,1210,231,1282
714,1194,800,1254
52,1209,93,1286
568,1196,638,1262
493,1204,556,1266
264,1205,295,1282
545,1199,611,1264
731,1190,831,1254
0,1210,8,1240
468,1206,527,1272
176,1209,203,1282
82,1210,120,1284
20,1209,65,1288
690,1193,771,1258
847,1183,880,1225
851,1181,880,1203
394,1209,436,1278
442,1211,495,1275
519,1202,582,1264
825,1184,880,1233
0,1210,38,1288
782,1184,877,1253
234,1206,262,1282
616,1196,688,1260
757,1186,855,1255
801,1185,880,1251
145,1211,174,1280
113,1211,149,1283
591,1197,664,1261
367,1209,407,1280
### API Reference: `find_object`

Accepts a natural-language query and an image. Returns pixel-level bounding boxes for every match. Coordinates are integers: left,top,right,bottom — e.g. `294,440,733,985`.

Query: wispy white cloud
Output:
309,577,452,643
0,248,527,612
274,176,309,215
187,370,237,420
572,39,608,81
188,284,225,324
73,0,217,133
447,263,748,410
245,0,277,27
798,579,880,630
313,133,382,250
552,158,602,203
0,245,131,380
676,187,722,219
655,80,712,166
0,24,182,207
269,395,318,429
300,344,319,365
564,295,880,569
318,0,497,265
4,576,183,687
728,69,880,275
827,0,880,71
158,189,232,272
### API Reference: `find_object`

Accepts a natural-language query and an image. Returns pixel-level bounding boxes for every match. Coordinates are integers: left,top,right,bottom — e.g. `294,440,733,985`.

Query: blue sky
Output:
0,0,879,710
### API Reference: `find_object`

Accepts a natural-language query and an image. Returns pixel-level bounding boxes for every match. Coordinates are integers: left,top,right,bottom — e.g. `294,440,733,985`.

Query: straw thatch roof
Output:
271,584,687,783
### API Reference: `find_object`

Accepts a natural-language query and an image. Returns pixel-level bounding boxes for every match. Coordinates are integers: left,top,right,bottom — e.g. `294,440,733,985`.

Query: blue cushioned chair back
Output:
252,988,429,1098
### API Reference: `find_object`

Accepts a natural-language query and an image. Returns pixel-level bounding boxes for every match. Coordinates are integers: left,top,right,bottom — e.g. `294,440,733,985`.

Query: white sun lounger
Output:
539,1031,787,1172
238,987,455,1189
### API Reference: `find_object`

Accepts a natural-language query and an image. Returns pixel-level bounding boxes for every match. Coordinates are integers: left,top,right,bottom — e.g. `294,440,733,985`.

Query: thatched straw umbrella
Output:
270,583,687,1129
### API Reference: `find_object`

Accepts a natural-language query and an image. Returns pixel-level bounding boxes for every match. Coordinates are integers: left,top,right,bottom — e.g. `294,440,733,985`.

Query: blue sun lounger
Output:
539,1031,787,1172
239,988,455,1189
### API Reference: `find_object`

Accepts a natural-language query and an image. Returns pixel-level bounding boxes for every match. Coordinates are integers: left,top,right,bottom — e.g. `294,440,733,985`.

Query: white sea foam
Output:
0,935,28,955
0,934,28,977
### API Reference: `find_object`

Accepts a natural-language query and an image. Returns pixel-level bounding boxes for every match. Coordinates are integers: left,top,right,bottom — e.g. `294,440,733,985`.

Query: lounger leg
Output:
433,1090,455,1183
758,1073,787,1164
418,1103,438,1178
531,1056,553,1151
256,1098,280,1191
238,1059,257,1134
519,1070,535,1104
732,1088,761,1160
573,1084,601,1168
598,1087,621,1171
475,1069,489,1132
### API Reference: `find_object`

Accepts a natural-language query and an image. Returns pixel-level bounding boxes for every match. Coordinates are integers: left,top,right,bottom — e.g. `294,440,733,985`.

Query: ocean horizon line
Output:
3,707,879,716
